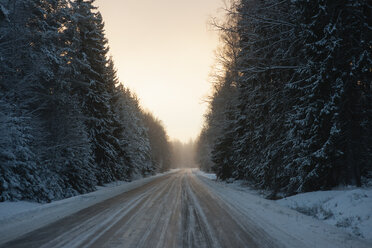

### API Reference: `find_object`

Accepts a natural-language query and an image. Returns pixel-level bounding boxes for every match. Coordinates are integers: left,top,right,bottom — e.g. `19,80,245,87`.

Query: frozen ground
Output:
0,170,178,245
196,169,372,243
1,169,371,248
194,170,217,180
277,187,372,242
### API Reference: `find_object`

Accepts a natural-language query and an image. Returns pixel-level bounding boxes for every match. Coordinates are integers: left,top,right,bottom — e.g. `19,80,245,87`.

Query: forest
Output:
0,0,173,202
0,1,371,247
196,0,372,198
0,0,371,203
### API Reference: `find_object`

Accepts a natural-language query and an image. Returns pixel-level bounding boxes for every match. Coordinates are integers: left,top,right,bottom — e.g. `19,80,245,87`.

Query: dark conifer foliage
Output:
0,0,168,202
113,85,154,176
142,112,172,172
196,0,372,197
71,0,115,184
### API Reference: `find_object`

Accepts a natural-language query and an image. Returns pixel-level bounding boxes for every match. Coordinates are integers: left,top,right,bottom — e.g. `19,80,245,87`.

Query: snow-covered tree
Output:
70,0,131,184
200,0,371,196
142,112,171,173
0,0,170,202
113,85,154,176
0,0,49,201
284,0,372,192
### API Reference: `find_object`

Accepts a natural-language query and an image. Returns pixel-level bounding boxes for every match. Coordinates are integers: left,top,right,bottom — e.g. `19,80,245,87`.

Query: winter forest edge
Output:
0,0,371,204
195,0,371,198
0,0,172,202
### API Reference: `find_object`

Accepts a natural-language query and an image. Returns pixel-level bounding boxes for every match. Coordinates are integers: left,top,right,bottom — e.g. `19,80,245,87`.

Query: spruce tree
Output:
114,86,154,176
200,0,371,195
0,0,47,201
71,0,130,184
142,113,171,173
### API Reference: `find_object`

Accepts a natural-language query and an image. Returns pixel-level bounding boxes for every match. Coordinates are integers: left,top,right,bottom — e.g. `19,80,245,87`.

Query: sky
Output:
95,0,224,142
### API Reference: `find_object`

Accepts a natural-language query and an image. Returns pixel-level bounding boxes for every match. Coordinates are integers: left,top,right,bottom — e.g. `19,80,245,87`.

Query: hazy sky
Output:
95,0,224,142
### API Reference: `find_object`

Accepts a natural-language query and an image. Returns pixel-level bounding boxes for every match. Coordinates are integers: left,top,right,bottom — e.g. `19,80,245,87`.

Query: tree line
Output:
196,0,371,197
0,0,171,202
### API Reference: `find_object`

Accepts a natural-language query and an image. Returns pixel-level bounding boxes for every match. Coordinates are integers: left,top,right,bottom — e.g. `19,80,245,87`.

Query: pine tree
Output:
113,86,154,176
204,0,371,195
0,0,48,201
142,113,171,173
0,0,168,202
210,0,298,192
284,0,371,192
333,0,372,186
0,93,39,201
71,0,130,184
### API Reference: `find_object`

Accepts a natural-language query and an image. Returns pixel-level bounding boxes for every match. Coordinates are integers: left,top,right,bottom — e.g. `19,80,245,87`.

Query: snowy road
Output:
1,169,370,248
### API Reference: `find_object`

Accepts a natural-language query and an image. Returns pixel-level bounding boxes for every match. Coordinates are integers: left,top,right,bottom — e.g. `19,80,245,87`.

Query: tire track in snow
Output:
188,174,277,248
2,174,174,248
181,175,218,248
79,173,180,247
2,170,293,248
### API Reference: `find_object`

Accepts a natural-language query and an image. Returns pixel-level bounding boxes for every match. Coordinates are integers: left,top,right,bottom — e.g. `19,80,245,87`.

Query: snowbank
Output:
277,187,372,242
0,170,177,245
0,201,42,221
195,170,372,247
195,169,217,180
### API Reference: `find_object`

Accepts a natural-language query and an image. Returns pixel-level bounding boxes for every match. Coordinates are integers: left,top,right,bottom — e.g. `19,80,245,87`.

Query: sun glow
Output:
95,0,224,142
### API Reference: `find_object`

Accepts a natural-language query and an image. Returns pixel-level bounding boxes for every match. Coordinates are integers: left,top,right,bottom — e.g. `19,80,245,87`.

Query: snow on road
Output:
0,169,371,248
0,170,177,245
195,169,372,247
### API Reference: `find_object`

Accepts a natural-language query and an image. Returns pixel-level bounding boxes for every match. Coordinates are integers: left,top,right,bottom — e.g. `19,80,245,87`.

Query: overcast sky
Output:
95,0,225,142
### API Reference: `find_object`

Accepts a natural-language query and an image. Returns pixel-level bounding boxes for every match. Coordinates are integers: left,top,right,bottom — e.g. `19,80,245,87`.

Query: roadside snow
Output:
0,180,130,222
0,202,42,221
277,187,372,242
194,169,372,248
195,170,217,180
0,170,177,245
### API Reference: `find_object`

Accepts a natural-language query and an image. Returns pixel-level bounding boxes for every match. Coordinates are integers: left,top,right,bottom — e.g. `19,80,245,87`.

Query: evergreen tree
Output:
284,0,372,192
200,0,371,196
195,129,214,172
71,0,130,184
114,86,154,177
232,0,298,192
0,0,48,201
0,92,39,201
142,113,171,173
0,0,167,202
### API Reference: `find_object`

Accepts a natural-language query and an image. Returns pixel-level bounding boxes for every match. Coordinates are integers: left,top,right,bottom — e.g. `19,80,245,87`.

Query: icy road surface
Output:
1,169,370,248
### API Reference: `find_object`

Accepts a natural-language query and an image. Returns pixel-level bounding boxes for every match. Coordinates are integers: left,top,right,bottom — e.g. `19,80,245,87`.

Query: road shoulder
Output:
194,170,372,248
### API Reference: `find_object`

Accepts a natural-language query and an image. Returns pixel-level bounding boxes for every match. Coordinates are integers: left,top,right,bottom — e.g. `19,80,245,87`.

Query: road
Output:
2,169,284,248
3,169,370,248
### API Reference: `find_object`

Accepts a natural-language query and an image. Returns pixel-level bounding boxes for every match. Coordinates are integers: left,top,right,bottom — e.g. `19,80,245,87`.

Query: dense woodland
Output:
196,0,372,197
0,0,172,202
0,0,371,203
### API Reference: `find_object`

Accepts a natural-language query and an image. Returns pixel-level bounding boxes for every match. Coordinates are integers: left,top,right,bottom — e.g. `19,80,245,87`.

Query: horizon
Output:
95,0,225,142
